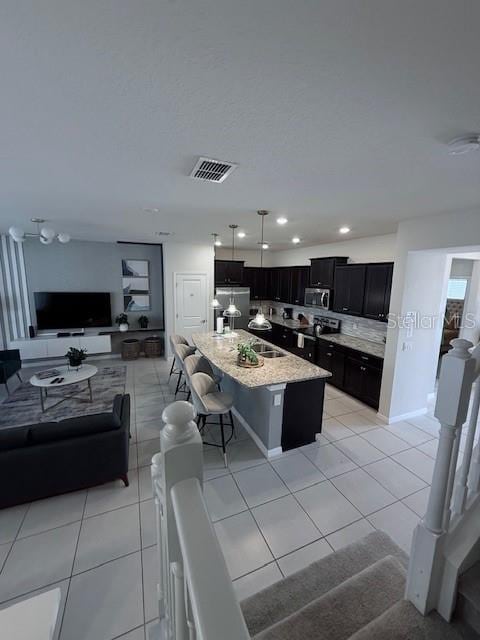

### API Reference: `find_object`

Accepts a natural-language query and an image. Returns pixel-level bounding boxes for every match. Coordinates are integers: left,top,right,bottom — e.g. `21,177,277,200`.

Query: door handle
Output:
201,319,206,324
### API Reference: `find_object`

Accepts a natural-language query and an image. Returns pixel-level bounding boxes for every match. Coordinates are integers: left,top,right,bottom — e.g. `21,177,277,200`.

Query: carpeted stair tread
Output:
253,555,406,640
456,561,480,637
240,531,407,637
349,599,463,640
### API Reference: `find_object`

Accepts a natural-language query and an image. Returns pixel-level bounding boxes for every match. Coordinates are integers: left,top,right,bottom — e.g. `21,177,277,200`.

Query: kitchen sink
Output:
252,343,274,353
261,350,286,358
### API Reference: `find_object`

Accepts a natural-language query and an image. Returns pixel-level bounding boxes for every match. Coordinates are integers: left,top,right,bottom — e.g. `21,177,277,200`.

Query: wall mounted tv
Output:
34,292,112,330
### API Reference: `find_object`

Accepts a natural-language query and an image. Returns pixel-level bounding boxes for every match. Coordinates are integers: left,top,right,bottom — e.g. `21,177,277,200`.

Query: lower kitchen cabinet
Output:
343,355,383,409
316,339,383,409
316,342,345,388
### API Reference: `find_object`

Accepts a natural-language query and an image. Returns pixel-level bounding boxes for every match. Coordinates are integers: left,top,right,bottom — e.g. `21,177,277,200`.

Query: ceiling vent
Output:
189,157,238,183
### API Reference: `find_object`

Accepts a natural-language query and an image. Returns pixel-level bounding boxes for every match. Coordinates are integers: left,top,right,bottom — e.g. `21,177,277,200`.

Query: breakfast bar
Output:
192,330,331,457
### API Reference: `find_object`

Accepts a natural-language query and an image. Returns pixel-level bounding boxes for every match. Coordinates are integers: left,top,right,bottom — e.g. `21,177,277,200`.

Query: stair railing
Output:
151,401,251,640
406,338,480,620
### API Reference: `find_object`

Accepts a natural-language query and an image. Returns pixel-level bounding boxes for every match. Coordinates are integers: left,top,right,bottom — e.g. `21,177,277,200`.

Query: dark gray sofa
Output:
0,393,130,509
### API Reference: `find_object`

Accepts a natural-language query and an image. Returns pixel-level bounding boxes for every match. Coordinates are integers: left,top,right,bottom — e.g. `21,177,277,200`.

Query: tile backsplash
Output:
253,300,387,344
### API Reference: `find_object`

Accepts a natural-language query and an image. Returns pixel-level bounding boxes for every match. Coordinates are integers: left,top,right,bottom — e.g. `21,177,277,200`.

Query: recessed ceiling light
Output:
262,243,269,250
155,231,173,236
448,135,480,155
237,231,246,238
143,207,161,213
214,239,222,246
292,236,301,244
276,217,288,225
339,226,350,234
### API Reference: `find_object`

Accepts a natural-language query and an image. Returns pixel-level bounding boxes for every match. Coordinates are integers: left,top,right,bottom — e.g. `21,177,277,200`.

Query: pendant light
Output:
210,233,223,310
248,211,272,331
223,224,241,319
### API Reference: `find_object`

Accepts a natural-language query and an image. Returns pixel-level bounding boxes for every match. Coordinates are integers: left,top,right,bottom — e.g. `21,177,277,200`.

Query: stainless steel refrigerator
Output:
215,287,251,330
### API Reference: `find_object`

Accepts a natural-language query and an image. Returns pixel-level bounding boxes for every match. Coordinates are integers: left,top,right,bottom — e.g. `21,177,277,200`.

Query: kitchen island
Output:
191,330,331,457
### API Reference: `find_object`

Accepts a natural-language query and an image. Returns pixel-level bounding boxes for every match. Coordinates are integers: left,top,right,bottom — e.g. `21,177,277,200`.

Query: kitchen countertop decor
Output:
192,330,331,388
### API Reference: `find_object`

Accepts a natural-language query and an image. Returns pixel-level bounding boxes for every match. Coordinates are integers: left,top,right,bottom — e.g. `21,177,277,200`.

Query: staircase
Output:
455,561,480,639
151,344,480,639
240,531,462,640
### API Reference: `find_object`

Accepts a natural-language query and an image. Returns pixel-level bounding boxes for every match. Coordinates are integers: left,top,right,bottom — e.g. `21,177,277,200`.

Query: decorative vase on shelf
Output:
138,315,149,329
115,314,129,332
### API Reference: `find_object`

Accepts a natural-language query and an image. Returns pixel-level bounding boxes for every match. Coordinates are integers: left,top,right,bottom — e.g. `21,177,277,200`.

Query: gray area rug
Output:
0,366,126,427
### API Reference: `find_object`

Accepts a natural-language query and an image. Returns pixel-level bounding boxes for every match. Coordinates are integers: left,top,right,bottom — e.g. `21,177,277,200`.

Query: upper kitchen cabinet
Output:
310,257,348,288
290,266,310,305
279,268,292,304
363,263,393,322
214,260,244,285
243,267,268,300
333,264,366,316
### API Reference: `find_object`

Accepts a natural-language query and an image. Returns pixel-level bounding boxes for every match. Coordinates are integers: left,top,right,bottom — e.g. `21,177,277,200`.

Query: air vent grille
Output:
190,157,238,183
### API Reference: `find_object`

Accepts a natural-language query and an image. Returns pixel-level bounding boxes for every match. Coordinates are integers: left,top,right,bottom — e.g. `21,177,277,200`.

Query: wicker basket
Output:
121,338,141,361
143,336,163,358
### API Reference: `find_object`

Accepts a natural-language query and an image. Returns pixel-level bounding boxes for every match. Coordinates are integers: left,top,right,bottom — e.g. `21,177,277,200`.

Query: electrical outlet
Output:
274,394,282,406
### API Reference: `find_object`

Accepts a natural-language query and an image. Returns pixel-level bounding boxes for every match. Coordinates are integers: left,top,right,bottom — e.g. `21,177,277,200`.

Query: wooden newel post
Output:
406,338,475,616
151,401,203,640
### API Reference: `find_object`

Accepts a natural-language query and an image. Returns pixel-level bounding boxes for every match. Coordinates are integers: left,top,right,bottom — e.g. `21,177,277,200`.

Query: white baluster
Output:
151,401,202,640
406,338,475,616
183,570,197,640
454,380,480,515
172,562,189,640
442,426,461,530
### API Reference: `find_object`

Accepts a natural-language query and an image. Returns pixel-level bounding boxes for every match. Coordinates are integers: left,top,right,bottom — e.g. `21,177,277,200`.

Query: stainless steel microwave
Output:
304,287,330,310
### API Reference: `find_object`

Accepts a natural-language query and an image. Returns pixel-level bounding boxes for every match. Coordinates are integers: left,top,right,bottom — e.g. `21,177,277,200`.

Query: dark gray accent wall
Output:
23,240,164,330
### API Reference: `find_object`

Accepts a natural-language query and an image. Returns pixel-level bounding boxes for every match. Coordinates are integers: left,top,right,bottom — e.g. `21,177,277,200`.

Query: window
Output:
447,278,468,300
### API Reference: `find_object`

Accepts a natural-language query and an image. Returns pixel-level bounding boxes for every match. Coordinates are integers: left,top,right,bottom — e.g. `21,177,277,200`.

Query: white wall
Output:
215,248,273,267
380,209,480,421
270,234,397,266
163,242,215,355
450,258,474,278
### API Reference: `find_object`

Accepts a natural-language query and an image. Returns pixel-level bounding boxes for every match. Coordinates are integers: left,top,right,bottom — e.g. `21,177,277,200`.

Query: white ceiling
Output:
1,1,480,250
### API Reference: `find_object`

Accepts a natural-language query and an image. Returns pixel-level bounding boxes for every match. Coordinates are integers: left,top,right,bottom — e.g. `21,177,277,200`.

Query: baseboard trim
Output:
377,407,428,424
231,408,282,459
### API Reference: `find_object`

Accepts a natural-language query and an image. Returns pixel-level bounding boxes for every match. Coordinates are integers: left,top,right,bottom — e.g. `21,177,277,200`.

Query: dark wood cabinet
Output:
363,263,393,322
279,268,292,305
243,267,268,300
271,323,296,351
214,260,244,285
316,338,383,409
290,266,310,305
333,264,366,316
310,257,348,288
268,268,281,302
316,341,346,388
343,355,383,409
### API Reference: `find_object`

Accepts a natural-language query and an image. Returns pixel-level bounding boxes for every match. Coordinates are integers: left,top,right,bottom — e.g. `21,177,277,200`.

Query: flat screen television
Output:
34,292,112,330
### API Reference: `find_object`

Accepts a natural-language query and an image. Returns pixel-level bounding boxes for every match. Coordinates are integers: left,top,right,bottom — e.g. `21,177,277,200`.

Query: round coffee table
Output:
30,364,98,412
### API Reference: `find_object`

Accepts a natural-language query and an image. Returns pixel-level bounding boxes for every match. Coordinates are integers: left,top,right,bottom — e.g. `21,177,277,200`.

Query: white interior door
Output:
174,273,208,341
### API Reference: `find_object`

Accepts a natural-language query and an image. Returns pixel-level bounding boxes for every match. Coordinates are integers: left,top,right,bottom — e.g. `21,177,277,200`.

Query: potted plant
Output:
66,346,87,369
115,313,129,332
138,315,149,329
237,339,263,368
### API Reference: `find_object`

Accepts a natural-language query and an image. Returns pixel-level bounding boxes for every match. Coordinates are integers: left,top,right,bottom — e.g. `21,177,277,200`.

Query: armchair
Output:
0,349,22,394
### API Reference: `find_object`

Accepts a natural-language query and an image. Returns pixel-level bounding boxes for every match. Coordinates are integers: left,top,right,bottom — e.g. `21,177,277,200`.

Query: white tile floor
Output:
0,355,467,640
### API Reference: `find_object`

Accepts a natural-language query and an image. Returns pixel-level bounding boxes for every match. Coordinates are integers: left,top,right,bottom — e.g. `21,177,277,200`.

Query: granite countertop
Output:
192,330,331,389
317,333,385,358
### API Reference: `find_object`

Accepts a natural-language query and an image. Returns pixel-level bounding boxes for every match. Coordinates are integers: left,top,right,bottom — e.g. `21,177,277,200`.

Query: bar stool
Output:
183,354,222,401
168,334,190,380
172,343,196,397
189,371,235,467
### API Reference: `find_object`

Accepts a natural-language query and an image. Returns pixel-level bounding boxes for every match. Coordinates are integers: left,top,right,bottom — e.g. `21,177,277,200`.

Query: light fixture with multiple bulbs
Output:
248,211,272,331
9,219,70,245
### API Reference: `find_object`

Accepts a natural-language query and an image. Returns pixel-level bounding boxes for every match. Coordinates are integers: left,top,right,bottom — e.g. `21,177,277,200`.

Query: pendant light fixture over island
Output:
248,210,272,331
